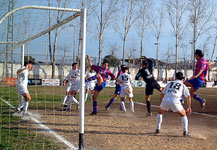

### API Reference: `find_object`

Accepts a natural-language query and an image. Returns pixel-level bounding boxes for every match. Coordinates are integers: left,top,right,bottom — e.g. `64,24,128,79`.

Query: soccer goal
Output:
0,5,86,150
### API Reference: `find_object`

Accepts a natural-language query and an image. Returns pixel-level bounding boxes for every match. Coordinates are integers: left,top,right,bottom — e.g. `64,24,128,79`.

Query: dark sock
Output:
146,101,151,113
193,94,203,103
106,98,115,108
93,101,98,113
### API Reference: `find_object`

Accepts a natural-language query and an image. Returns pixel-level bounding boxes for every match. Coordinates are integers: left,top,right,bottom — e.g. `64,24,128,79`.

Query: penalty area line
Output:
0,97,78,150
134,102,217,118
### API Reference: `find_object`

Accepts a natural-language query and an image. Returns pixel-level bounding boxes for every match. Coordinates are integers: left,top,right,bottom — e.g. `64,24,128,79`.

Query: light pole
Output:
154,42,159,79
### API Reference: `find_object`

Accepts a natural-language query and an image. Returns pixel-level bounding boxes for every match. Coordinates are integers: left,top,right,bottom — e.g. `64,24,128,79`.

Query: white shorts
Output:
85,82,95,90
120,86,134,98
66,83,80,92
160,100,184,112
16,85,29,95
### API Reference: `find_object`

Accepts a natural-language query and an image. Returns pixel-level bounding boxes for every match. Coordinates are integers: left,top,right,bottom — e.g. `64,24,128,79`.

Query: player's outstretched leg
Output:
129,97,134,113
146,95,152,116
156,113,163,134
120,97,126,112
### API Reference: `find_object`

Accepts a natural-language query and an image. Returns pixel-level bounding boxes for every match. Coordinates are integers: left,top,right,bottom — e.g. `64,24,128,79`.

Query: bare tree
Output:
150,4,164,78
114,0,140,65
108,42,119,57
166,0,189,74
136,0,152,58
164,46,174,79
94,0,119,65
187,0,215,71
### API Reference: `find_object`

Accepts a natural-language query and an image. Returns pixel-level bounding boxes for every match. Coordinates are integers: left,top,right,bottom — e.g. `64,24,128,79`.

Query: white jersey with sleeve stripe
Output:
65,69,80,86
86,72,96,83
118,73,133,88
16,67,29,87
162,80,190,102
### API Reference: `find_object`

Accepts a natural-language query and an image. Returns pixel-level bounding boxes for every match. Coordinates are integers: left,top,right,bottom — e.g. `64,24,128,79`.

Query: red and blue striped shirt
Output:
115,70,123,84
194,58,209,82
92,65,115,82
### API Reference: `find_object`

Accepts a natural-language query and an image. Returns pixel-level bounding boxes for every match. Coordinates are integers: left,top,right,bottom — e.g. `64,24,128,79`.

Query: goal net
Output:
0,4,86,150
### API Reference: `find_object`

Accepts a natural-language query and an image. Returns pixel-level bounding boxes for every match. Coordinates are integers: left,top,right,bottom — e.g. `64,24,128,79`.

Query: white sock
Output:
72,96,79,105
66,97,73,110
18,97,25,110
121,101,126,112
156,114,163,130
23,101,29,114
85,93,88,102
182,116,188,132
62,95,68,105
130,101,134,112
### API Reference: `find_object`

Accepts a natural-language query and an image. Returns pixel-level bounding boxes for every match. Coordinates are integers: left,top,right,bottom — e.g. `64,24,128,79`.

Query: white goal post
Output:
0,5,86,150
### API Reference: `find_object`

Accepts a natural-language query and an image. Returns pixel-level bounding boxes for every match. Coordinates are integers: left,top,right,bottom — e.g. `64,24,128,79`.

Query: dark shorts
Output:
145,80,161,95
188,78,204,90
94,81,106,92
114,84,121,95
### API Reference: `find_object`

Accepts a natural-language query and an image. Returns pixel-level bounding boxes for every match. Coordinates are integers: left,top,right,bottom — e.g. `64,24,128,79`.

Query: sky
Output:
0,0,217,64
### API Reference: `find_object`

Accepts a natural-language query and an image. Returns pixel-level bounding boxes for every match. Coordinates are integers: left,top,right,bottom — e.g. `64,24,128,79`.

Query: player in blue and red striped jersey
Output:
87,55,116,115
184,49,209,109
105,65,125,110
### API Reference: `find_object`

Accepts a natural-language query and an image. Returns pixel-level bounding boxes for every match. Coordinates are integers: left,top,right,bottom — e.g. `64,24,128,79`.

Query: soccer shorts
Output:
120,86,134,98
188,78,204,90
160,100,184,112
94,81,106,92
145,80,161,95
114,84,121,95
85,82,96,91
16,85,29,95
67,83,80,92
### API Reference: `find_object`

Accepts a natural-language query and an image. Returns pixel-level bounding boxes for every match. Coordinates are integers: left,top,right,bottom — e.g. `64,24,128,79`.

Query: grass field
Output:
0,85,217,150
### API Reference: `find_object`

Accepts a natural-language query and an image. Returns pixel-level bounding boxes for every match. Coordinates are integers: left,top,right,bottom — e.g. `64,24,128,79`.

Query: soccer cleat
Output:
183,131,191,137
14,107,21,112
146,112,152,117
89,111,97,115
105,106,110,110
155,129,160,134
119,105,123,111
201,99,206,110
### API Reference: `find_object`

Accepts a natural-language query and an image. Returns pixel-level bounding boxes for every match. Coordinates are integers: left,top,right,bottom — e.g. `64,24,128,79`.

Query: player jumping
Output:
86,55,115,115
184,49,209,109
155,72,192,137
135,59,163,116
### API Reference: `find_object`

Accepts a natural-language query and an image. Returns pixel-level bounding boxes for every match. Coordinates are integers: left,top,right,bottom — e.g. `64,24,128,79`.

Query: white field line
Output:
0,97,78,150
134,102,217,118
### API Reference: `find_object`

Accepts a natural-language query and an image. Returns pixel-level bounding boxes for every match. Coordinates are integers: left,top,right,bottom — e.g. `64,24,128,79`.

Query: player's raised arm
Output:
135,69,141,80
87,55,93,67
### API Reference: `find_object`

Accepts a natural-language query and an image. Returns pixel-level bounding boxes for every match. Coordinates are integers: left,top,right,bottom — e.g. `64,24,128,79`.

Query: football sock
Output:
66,96,73,110
62,95,68,105
130,101,134,112
156,114,162,130
18,97,25,110
72,96,79,105
146,101,151,113
85,93,88,102
23,101,29,114
193,94,203,103
121,101,126,112
106,98,115,108
93,101,98,113
182,116,188,132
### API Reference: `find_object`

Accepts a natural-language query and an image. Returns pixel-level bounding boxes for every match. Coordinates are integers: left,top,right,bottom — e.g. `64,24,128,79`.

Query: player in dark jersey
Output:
135,59,163,116
87,55,115,115
105,65,125,110
184,49,209,109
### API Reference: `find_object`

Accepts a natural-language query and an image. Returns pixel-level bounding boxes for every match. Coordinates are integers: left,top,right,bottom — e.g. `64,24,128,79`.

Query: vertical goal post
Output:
0,5,87,150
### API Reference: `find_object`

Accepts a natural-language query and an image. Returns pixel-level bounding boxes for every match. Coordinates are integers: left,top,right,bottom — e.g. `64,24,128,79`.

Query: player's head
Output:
122,66,129,73
24,60,34,70
142,59,149,68
175,72,184,80
102,60,109,69
90,68,94,72
120,65,125,72
72,62,78,69
195,49,204,59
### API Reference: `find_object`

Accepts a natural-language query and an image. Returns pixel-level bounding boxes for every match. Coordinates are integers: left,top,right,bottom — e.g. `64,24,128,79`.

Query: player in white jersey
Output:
62,63,80,111
155,72,192,137
15,60,34,115
85,69,96,102
117,66,134,112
